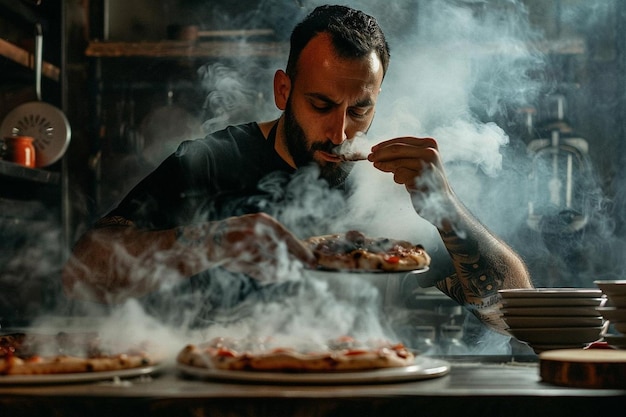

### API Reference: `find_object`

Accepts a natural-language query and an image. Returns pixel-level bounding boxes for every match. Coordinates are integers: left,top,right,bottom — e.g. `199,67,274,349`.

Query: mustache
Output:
311,142,335,154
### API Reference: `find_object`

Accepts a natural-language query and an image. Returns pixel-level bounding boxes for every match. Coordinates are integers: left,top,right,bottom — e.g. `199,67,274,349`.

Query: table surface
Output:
0,358,624,417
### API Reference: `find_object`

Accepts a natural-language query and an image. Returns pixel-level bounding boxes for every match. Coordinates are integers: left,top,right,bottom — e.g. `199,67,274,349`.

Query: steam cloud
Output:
188,0,617,354
7,0,620,359
194,0,549,355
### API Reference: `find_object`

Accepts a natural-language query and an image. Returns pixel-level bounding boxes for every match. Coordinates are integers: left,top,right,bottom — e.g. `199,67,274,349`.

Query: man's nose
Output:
326,111,348,145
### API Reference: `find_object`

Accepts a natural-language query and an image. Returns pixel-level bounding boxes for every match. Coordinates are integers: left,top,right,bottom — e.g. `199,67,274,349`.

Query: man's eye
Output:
312,103,332,112
349,109,369,119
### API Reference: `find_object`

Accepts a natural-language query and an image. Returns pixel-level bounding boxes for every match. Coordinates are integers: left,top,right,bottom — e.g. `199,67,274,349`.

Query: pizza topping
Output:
385,255,400,263
215,347,237,358
344,349,369,356
304,231,430,272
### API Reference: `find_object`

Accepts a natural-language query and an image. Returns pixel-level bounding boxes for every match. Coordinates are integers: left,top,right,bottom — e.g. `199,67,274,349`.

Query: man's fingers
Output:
371,137,437,152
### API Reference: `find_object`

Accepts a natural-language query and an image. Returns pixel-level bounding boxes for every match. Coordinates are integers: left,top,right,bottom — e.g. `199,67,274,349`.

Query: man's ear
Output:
273,69,291,110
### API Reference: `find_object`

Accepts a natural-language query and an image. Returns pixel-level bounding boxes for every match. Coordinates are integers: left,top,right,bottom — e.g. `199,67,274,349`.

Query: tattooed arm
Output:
61,213,315,303
369,136,533,332
433,203,531,332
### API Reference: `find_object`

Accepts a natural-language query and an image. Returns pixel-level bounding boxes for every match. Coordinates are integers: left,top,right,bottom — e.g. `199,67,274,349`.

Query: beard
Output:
283,99,353,188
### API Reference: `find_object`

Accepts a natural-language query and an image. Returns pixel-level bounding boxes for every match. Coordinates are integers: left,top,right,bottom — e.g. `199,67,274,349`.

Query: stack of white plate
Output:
498,288,607,354
595,280,626,349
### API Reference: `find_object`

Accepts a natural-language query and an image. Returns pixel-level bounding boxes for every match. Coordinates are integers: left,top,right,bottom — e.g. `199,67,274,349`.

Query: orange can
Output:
2,136,36,168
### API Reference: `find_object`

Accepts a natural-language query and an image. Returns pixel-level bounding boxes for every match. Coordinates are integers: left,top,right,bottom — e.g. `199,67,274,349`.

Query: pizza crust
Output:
177,337,416,373
0,353,155,375
0,332,160,375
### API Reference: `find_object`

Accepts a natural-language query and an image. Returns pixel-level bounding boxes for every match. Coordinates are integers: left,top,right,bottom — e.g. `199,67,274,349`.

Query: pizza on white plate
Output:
177,335,416,373
304,230,430,272
0,331,160,376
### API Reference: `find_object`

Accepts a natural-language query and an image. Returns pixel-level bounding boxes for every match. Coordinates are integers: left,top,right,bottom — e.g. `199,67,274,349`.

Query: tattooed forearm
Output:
438,227,506,304
436,273,508,333
427,199,531,333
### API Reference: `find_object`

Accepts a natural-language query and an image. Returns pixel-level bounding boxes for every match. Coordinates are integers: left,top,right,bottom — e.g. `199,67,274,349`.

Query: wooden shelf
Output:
85,40,288,59
84,35,584,60
0,160,60,185
0,39,60,81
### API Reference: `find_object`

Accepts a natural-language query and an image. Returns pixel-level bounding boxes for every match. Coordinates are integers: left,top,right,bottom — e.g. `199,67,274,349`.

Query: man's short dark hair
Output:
286,5,390,80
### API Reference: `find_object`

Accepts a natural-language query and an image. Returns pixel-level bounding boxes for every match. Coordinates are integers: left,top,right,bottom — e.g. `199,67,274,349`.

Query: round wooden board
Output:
539,349,626,389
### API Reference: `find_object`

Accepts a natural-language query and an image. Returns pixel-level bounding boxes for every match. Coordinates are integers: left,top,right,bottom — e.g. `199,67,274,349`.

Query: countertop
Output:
0,357,624,417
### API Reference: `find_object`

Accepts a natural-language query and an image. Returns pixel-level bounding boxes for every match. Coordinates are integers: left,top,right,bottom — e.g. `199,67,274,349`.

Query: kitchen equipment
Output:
596,308,626,333
1,135,36,167
526,131,590,233
526,95,592,235
502,316,604,328
0,23,70,167
507,327,603,346
594,280,626,297
594,280,626,344
499,288,607,353
500,296,605,308
499,288,603,299
602,294,626,307
501,306,605,317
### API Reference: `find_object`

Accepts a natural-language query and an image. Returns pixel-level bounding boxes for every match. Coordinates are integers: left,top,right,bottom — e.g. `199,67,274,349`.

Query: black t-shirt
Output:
107,122,295,228
105,122,341,328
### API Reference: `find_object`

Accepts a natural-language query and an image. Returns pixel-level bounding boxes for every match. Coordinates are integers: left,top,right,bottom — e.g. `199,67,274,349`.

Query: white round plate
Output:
307,267,429,276
507,327,603,345
500,297,606,308
595,280,626,297
503,316,604,329
0,365,160,385
498,288,602,298
176,356,449,384
500,306,603,317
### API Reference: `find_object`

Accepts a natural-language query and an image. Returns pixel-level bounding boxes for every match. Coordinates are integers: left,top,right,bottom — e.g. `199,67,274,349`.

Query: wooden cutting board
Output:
539,349,626,389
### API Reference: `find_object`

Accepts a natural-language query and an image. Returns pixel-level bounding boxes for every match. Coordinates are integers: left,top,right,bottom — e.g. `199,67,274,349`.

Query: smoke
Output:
88,0,547,354
365,0,542,214
9,0,621,361
198,62,275,133
347,0,618,289
1,199,63,326
211,273,391,344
